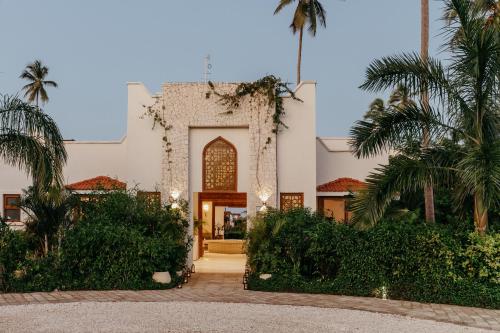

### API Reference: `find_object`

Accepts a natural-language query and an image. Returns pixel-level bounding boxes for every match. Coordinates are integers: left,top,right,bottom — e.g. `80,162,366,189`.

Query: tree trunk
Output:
297,26,303,85
421,0,435,223
474,192,488,235
44,233,49,256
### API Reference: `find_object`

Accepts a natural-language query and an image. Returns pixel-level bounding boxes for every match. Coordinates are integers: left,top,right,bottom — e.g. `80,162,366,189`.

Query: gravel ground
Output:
0,301,492,333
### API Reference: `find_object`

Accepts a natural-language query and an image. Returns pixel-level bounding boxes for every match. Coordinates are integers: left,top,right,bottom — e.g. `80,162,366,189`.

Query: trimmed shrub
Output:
0,223,28,292
2,190,190,292
247,208,500,309
56,191,190,290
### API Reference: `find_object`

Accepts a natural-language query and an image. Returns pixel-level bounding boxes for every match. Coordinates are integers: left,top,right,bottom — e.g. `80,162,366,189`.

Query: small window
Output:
3,194,21,221
137,191,161,206
280,193,304,211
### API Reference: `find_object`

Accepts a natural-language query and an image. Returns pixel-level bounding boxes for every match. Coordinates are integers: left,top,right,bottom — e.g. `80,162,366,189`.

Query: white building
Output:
0,80,387,261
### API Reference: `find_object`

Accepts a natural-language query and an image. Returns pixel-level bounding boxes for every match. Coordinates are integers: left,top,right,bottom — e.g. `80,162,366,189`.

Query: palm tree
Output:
420,0,436,223
20,60,58,107
0,95,67,187
350,0,500,234
21,186,78,256
274,0,326,85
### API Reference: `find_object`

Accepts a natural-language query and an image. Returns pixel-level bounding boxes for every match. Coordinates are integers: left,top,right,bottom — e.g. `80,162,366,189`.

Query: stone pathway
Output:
1,273,499,331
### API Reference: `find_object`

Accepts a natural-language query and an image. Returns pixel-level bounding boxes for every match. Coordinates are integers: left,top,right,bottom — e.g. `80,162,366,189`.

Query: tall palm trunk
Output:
474,191,488,235
421,0,436,223
297,26,304,85
44,233,49,256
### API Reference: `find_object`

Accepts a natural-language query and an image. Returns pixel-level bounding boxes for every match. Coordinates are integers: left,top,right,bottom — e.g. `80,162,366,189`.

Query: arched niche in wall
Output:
202,136,237,192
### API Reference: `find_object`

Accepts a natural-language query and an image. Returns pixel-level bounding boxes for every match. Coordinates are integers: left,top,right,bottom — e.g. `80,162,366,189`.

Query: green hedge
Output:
0,223,28,292
1,191,190,292
246,209,500,309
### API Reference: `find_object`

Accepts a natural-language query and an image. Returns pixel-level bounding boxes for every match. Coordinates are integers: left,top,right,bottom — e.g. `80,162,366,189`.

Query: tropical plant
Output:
445,0,500,29
0,95,67,187
20,60,58,106
274,0,327,84
20,186,79,256
350,0,500,234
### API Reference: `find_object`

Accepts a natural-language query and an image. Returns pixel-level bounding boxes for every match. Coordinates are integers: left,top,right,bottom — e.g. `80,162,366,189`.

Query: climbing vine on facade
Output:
206,75,301,136
142,102,174,183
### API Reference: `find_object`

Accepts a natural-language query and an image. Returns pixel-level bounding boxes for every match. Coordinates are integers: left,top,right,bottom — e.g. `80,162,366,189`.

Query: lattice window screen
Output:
203,137,237,191
280,193,304,211
137,191,161,206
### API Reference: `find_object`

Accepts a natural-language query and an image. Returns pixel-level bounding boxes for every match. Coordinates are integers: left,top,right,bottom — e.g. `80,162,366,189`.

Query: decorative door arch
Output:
202,136,237,192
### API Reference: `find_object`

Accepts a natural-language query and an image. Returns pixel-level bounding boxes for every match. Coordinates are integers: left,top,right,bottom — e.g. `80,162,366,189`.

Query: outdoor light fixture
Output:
203,203,210,212
170,190,181,210
257,189,271,204
257,188,271,212
170,190,181,201
381,286,388,300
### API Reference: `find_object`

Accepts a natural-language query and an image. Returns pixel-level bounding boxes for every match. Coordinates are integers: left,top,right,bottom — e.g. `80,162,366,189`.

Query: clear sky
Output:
0,0,444,140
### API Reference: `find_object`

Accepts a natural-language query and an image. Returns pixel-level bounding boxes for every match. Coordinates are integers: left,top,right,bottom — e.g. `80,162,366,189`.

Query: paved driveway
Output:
0,301,493,333
0,273,499,331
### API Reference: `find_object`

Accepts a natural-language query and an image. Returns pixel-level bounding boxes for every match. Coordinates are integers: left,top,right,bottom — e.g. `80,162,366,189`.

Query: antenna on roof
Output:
203,54,212,83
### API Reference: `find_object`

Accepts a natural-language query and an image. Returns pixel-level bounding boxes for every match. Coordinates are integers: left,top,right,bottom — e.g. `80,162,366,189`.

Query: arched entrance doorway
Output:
195,136,247,260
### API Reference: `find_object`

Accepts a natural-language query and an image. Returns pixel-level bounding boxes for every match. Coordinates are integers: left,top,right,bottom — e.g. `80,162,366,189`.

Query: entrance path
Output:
0,273,499,331
195,253,246,273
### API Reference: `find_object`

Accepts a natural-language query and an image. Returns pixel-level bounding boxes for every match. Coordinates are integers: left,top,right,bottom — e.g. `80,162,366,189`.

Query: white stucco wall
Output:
316,137,389,185
189,128,250,194
278,81,317,209
63,139,127,184
125,83,163,191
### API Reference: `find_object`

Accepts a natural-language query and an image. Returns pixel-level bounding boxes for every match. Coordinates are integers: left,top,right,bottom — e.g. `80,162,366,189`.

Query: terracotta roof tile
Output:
66,176,126,191
317,177,366,192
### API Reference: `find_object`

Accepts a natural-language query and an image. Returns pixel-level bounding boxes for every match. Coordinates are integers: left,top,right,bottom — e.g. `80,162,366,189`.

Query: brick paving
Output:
0,273,499,331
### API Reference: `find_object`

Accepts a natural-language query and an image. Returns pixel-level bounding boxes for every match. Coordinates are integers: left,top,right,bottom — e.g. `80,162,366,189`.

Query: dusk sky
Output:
1,0,444,140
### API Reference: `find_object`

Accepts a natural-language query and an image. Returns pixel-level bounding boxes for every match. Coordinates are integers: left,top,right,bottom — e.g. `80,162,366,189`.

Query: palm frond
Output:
0,95,66,186
290,1,307,33
314,1,327,28
43,80,58,88
360,53,451,101
351,153,452,226
350,102,433,158
274,0,295,15
308,1,318,35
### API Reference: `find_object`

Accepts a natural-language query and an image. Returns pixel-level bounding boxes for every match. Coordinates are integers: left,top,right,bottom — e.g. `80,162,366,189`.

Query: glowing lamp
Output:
170,190,181,201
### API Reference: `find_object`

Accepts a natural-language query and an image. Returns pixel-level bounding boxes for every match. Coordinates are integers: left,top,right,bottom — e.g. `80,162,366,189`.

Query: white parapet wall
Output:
316,137,389,186
278,81,317,210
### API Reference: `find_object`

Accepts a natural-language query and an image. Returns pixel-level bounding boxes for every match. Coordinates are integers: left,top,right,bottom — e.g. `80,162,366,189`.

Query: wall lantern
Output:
170,190,181,210
203,203,210,212
170,190,181,201
257,188,271,213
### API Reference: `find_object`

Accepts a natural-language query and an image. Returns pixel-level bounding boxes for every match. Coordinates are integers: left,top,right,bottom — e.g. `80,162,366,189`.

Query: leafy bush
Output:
56,191,190,290
0,223,27,292
2,190,191,292
14,255,60,292
247,208,500,309
461,232,500,284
